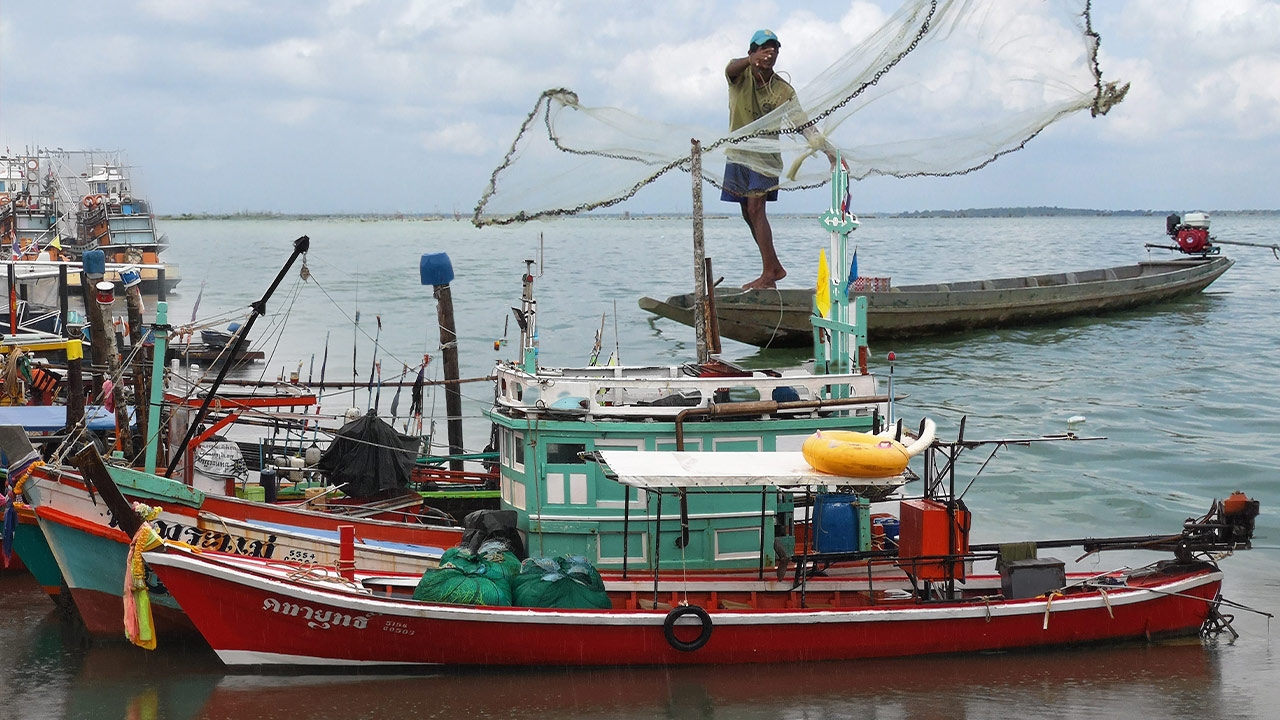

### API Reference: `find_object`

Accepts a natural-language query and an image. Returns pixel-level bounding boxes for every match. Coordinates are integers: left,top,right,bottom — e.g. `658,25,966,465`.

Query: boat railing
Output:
494,364,883,418
0,258,170,279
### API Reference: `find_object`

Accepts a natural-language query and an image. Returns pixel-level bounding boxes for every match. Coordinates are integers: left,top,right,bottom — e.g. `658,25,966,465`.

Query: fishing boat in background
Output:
0,153,61,254
1,150,181,302
641,254,1234,348
57,151,181,295
166,322,266,367
2,239,497,637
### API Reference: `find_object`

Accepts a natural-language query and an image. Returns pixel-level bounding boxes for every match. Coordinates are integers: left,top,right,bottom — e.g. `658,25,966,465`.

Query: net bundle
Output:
473,0,1126,227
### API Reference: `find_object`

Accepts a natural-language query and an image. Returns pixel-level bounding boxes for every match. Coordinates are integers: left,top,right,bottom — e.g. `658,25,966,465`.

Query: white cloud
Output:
3,0,1278,212
419,122,489,156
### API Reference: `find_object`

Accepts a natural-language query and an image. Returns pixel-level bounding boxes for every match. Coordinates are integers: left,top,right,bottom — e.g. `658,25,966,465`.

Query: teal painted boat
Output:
10,502,66,603
485,162,914,575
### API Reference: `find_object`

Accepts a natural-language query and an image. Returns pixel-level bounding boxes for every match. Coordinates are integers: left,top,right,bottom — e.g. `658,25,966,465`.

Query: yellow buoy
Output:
802,429,911,478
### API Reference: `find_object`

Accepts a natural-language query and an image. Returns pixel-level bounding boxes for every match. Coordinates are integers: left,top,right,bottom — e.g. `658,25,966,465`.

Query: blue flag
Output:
844,249,858,294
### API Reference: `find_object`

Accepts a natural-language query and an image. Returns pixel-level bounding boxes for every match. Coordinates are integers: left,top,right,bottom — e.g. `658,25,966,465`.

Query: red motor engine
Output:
1166,212,1212,254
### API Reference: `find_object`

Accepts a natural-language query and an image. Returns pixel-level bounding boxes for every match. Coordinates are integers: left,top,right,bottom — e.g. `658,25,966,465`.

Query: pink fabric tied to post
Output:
102,379,115,412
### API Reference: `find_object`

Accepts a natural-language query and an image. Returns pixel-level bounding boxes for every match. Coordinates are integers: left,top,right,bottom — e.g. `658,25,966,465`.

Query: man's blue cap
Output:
750,29,780,49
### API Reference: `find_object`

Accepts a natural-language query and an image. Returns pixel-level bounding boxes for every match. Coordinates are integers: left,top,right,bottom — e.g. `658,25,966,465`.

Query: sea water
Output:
1,213,1276,719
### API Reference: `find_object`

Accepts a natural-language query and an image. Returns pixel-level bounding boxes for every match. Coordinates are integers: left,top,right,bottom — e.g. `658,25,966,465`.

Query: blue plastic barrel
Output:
82,249,106,276
813,493,870,554
420,252,454,286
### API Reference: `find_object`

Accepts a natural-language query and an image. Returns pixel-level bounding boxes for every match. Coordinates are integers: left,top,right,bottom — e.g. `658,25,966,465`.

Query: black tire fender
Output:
663,605,713,652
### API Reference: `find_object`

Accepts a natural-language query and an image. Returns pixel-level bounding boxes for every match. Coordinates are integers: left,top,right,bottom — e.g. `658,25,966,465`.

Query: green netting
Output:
511,555,612,610
476,539,522,580
412,545,516,606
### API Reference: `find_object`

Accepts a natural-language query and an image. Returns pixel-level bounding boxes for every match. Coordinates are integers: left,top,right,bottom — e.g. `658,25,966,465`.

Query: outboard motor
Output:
1168,211,1212,254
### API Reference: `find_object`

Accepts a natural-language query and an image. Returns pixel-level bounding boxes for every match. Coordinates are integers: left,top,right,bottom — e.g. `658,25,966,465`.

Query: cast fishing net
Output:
413,541,522,606
473,0,1126,227
511,555,612,609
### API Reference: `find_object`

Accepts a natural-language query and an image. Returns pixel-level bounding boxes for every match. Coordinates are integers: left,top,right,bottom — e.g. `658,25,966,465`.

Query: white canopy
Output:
597,451,908,490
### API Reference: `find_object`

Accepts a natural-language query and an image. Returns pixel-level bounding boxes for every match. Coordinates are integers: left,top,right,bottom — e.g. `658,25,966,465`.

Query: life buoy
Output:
802,418,936,478
81,194,103,209
25,159,38,171
663,605,713,652
0,193,9,206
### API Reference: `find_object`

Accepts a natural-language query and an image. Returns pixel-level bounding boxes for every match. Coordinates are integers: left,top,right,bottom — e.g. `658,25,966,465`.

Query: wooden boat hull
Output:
9,502,66,601
640,257,1235,347
22,462,462,638
146,546,1223,667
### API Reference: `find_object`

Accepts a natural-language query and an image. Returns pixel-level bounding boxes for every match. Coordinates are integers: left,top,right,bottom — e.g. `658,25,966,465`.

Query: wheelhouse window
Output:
546,443,586,464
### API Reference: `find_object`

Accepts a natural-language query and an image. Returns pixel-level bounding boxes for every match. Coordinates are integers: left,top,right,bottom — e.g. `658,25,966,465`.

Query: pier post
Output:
122,267,150,456
421,253,464,471
58,264,69,338
80,250,108,400
691,139,709,363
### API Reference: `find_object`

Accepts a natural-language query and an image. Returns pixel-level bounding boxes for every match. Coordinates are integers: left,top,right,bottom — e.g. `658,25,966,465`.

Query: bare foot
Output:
742,268,786,290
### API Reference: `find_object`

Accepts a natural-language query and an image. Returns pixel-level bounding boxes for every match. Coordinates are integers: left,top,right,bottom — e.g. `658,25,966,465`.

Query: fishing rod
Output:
310,331,330,444
367,314,382,411
165,235,310,478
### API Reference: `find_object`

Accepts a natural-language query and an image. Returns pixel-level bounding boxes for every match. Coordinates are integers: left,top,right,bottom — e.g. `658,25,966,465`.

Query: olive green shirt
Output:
726,69,795,174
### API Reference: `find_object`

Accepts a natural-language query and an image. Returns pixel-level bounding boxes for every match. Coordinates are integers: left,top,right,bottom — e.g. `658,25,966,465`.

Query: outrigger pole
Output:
164,235,311,478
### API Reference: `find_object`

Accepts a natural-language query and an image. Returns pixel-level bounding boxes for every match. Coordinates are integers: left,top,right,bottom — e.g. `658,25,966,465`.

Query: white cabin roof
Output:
597,450,907,490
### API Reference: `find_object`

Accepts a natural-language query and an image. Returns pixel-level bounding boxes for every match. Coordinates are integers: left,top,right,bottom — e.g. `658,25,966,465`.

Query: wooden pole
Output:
704,257,721,356
125,280,150,458
7,262,16,336
65,340,85,433
80,251,107,400
71,444,141,538
58,264,68,338
691,139,708,364
434,283,464,471
94,282,134,460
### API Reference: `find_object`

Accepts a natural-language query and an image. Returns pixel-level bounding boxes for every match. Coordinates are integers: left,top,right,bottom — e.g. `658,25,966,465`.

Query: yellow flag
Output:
50,234,61,250
815,248,830,318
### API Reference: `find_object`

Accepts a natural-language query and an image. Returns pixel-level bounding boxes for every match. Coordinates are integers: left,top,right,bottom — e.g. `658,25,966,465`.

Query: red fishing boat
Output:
136,437,1260,667
146,546,1228,667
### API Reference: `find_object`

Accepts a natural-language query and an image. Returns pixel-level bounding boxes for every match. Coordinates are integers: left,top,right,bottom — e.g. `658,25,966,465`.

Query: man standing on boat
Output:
723,29,835,290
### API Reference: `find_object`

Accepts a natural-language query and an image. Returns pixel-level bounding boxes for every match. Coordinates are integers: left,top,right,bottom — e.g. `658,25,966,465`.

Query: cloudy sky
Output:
2,0,1277,215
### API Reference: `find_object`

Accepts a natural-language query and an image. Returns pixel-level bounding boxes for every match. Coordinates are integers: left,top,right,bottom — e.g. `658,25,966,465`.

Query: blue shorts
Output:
721,162,779,202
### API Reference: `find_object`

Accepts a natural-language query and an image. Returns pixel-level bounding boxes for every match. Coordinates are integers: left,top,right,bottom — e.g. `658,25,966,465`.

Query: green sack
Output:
512,555,612,610
413,546,513,606
477,539,522,580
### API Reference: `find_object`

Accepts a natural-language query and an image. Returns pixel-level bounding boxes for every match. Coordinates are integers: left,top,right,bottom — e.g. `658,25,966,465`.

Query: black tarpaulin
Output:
317,410,417,499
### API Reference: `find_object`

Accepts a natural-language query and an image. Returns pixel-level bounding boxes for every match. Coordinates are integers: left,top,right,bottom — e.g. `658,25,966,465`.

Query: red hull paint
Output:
148,549,1222,667
25,463,464,639
68,586,198,639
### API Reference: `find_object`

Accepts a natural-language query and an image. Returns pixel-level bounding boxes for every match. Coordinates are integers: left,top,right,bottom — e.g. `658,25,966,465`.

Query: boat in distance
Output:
639,256,1234,348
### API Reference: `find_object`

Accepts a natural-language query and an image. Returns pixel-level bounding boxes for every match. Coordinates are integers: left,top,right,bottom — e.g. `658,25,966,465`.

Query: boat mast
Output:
164,235,310,478
811,157,866,394
517,258,538,373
